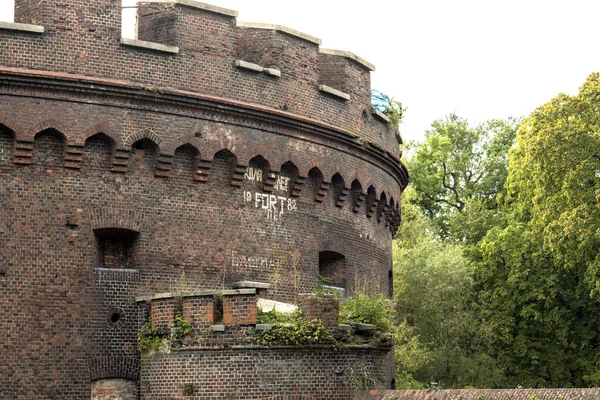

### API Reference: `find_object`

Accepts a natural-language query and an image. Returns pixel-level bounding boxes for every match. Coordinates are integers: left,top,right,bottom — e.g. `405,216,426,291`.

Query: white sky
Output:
1,0,599,142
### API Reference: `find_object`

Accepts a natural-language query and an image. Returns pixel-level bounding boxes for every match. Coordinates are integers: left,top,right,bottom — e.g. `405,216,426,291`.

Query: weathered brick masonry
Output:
0,0,407,398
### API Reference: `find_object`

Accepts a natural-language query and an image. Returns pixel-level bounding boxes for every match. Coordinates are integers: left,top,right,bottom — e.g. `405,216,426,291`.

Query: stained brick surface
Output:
0,0,406,398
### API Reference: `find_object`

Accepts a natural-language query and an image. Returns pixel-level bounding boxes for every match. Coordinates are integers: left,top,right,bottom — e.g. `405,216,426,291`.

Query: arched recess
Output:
23,119,73,142
376,192,387,223
330,173,346,208
319,251,346,290
79,123,122,148
0,124,15,169
83,132,114,172
123,129,162,150
350,179,364,213
246,155,271,190
366,185,377,218
304,167,325,203
88,356,140,400
279,161,300,196
388,197,396,228
172,143,200,181
32,128,66,168
212,148,238,187
130,138,159,178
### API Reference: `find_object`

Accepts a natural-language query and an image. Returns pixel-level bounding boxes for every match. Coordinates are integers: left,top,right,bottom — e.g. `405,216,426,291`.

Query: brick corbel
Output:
290,175,306,197
13,140,33,165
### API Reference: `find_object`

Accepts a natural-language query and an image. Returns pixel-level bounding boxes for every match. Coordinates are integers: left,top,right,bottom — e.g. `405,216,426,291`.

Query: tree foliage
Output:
393,187,502,388
395,74,600,388
471,72,600,387
408,115,518,240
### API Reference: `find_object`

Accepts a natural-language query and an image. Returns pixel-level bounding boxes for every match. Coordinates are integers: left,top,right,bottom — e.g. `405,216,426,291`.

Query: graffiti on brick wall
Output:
243,191,297,220
245,166,291,193
244,166,263,183
273,175,290,192
231,250,287,271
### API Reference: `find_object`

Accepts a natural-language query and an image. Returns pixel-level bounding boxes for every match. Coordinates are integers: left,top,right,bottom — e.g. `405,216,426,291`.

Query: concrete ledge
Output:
180,290,218,298
319,85,350,101
235,61,281,78
255,324,272,331
0,21,44,34
135,292,179,302
320,48,375,71
355,323,377,332
237,21,322,45
372,109,390,123
235,60,263,72
338,324,352,332
120,38,179,54
263,68,281,78
138,0,238,17
322,285,345,297
209,324,225,332
222,288,257,296
258,299,297,314
233,281,271,290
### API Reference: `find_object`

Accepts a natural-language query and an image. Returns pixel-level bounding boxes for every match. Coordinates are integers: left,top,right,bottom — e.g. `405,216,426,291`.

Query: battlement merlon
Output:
2,0,401,156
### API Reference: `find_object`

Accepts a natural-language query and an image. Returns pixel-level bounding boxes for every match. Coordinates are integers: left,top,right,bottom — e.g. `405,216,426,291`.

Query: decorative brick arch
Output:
78,123,123,147
376,186,389,202
320,234,347,256
162,134,206,158
305,160,336,184
123,129,162,149
88,357,140,381
22,119,72,142
207,140,240,162
283,154,304,176
0,115,24,138
89,208,143,233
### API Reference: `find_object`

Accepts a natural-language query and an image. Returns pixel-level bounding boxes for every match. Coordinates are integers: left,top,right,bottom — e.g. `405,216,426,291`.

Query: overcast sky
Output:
2,0,599,142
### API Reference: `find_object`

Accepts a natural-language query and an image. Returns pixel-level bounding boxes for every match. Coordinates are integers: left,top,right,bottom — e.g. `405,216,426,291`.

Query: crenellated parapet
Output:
1,0,403,156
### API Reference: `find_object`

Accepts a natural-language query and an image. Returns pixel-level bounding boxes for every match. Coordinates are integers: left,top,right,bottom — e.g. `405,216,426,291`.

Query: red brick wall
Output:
4,0,401,154
223,291,258,325
0,1,406,397
298,294,340,327
141,347,391,400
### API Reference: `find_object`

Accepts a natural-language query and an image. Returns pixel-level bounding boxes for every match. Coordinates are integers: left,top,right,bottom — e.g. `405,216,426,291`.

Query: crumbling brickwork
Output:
0,0,407,398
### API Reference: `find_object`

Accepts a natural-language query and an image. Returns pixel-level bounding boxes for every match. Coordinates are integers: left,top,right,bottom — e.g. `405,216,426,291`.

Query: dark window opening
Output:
388,270,394,299
94,228,139,269
319,251,346,291
106,307,126,329
111,312,121,323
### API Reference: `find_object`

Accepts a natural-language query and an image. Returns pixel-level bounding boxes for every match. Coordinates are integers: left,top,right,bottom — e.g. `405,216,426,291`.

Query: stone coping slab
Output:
232,281,271,289
138,0,238,17
120,38,179,54
320,48,375,71
318,85,350,101
0,21,44,34
237,21,322,45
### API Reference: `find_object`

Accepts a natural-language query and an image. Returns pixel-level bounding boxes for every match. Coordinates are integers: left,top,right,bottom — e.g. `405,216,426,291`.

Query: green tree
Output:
393,187,503,388
473,72,600,387
408,115,518,241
